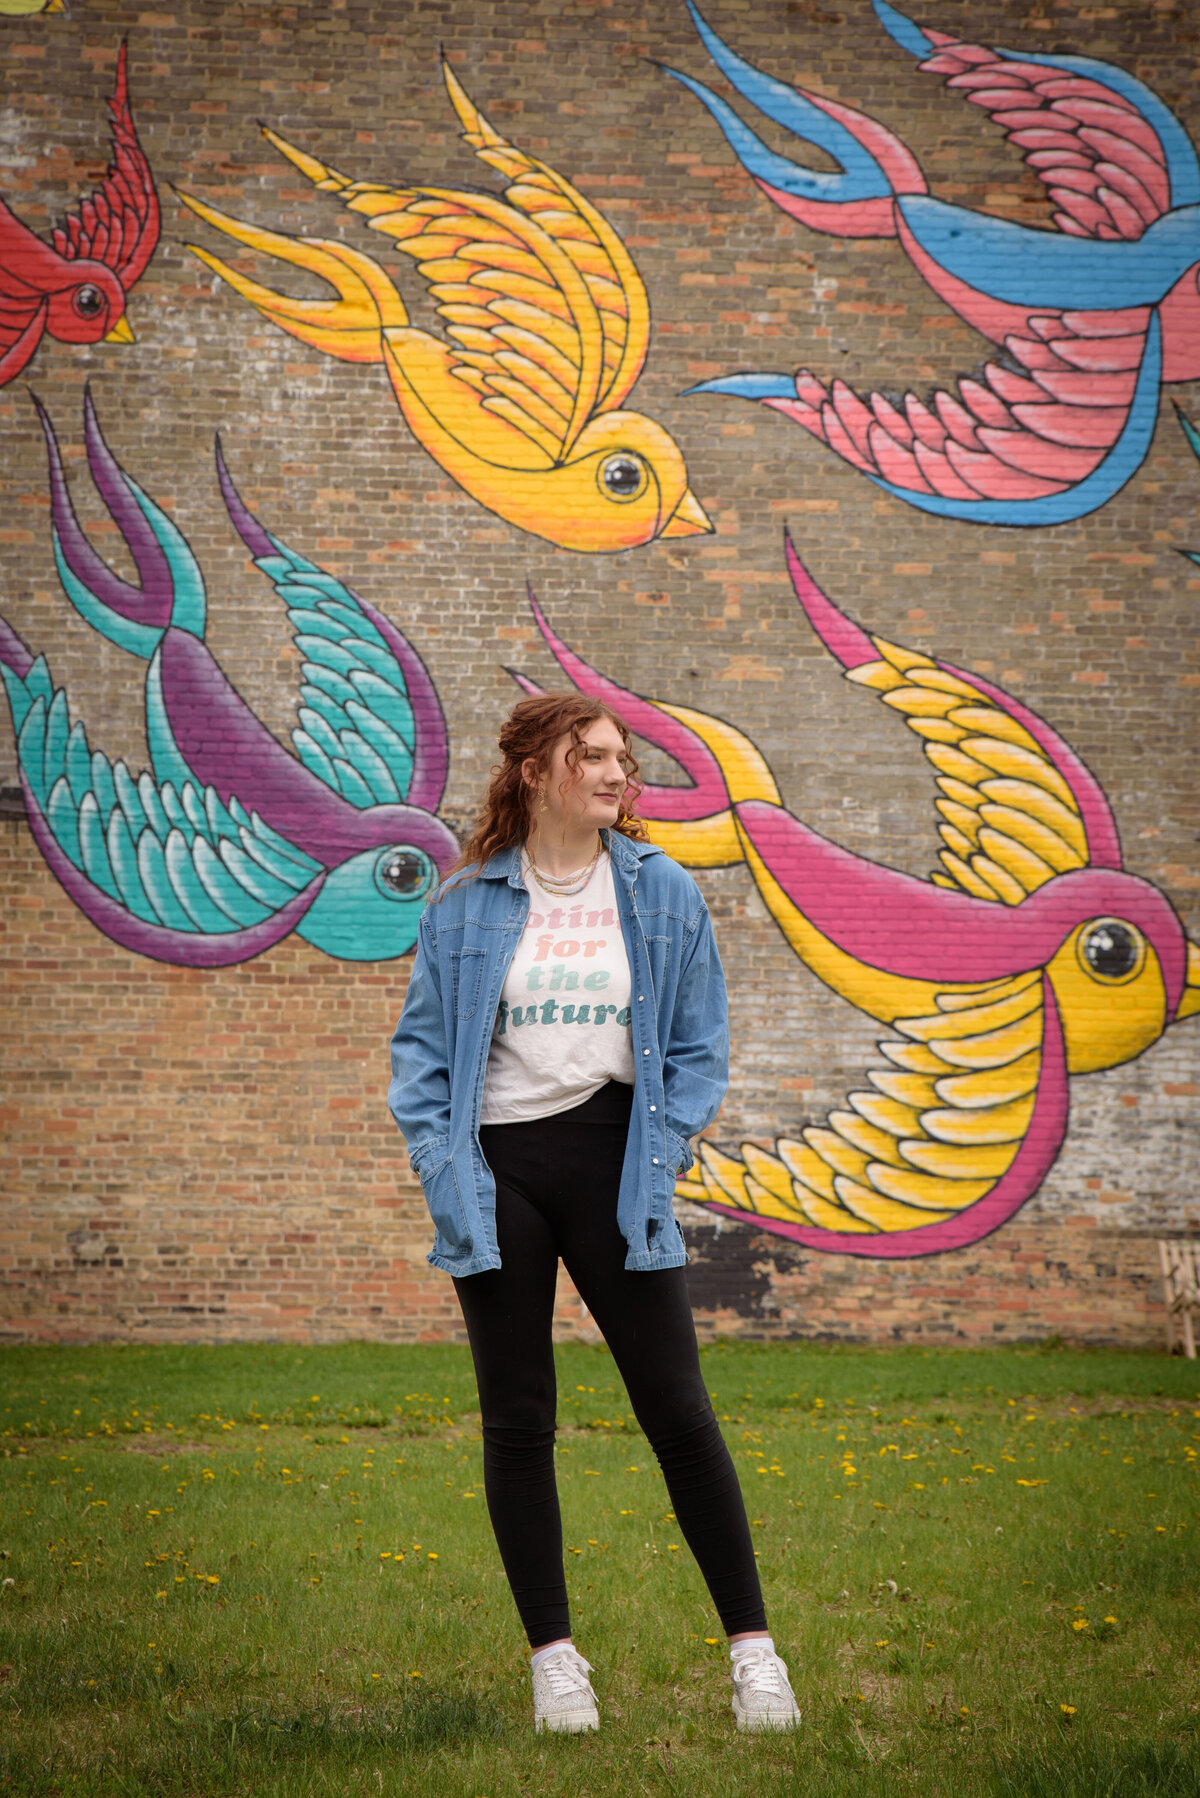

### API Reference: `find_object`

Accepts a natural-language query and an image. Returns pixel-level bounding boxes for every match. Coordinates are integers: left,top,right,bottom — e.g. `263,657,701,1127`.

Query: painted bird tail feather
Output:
34,390,207,658
668,1,925,238
177,185,409,364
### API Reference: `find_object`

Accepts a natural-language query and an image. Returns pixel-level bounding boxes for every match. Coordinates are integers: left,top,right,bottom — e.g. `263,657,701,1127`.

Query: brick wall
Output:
1,0,1197,1345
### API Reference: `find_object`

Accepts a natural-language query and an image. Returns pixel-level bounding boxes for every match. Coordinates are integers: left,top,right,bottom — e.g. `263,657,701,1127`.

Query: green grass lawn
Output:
1,1339,1198,1796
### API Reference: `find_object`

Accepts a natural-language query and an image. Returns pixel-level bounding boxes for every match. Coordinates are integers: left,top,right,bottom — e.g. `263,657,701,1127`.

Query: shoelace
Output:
541,1651,593,1699
732,1650,788,1699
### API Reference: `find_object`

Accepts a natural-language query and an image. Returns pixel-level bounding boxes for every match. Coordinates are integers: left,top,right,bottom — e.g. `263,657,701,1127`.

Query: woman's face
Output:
532,717,630,835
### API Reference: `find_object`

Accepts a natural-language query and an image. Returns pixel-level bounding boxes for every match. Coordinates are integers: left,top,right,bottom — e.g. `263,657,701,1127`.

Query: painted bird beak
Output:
660,488,714,538
1177,939,1200,1021
104,315,135,345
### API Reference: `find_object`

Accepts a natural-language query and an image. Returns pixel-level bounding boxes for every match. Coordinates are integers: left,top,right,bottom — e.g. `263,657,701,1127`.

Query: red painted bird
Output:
0,41,160,385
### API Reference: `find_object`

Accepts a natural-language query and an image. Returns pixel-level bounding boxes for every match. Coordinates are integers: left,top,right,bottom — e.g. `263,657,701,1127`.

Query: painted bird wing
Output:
754,298,1160,521
0,201,51,382
899,11,1194,239
262,58,649,463
51,41,160,286
0,631,324,966
437,61,651,414
839,624,1121,898
214,445,447,815
683,965,1069,1249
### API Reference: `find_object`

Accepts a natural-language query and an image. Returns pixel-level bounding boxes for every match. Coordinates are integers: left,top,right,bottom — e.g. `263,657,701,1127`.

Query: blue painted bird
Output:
668,1,1200,526
0,392,458,965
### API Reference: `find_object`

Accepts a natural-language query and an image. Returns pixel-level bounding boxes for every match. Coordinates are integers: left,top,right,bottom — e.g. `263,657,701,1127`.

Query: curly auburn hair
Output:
439,692,648,893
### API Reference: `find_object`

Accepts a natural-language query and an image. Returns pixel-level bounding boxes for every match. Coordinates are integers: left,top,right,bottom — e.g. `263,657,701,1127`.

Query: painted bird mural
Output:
0,393,458,966
668,0,1200,527
509,539,1200,1256
175,60,711,555
0,41,158,385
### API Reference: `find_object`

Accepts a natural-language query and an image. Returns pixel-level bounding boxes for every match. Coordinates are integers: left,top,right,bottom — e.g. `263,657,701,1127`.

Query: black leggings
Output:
453,1081,768,1649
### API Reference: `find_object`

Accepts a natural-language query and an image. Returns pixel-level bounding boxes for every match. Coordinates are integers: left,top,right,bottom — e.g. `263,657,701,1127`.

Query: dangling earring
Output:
538,789,547,813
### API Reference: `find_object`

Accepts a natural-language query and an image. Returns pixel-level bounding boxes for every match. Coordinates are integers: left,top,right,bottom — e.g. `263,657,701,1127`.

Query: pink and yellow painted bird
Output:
175,61,711,555
510,542,1200,1256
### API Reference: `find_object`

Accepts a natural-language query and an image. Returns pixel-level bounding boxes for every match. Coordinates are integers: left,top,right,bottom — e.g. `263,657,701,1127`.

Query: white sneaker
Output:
531,1645,600,1734
731,1644,801,1732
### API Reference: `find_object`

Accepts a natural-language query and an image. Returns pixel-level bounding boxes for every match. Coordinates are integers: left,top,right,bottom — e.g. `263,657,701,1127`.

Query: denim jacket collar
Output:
477,829,664,886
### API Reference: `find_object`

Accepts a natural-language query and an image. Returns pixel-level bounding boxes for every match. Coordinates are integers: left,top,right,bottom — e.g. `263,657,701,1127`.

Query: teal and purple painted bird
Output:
0,392,458,965
668,0,1200,526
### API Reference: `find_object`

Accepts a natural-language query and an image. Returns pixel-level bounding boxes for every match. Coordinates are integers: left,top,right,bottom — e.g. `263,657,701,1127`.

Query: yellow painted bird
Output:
176,61,712,555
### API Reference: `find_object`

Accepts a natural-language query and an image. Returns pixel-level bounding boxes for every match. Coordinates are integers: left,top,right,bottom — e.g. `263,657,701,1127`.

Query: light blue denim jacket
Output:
387,830,729,1276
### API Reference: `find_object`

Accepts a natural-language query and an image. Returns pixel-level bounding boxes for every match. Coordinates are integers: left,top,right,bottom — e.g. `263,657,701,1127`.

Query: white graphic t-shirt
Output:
479,848,635,1124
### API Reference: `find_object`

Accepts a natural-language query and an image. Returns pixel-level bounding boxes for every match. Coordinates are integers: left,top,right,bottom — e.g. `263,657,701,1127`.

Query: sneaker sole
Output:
734,1706,801,1732
536,1710,599,1734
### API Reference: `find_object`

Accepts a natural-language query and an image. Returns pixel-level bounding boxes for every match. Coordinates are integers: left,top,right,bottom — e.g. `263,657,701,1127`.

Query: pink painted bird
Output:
0,41,159,385
508,542,1200,1256
670,1,1200,526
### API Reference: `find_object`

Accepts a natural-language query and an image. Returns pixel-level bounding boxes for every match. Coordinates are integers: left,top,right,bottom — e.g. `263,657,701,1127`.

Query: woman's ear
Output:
520,756,541,794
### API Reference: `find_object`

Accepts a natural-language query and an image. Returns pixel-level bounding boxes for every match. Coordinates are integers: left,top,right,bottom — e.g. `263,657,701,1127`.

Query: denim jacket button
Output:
649,1104,656,1112
642,1048,650,1055
652,1158,659,1165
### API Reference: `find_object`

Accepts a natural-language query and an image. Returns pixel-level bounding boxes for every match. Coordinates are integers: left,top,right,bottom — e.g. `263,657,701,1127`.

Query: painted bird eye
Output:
598,453,648,502
1077,918,1144,984
73,284,105,320
374,848,435,901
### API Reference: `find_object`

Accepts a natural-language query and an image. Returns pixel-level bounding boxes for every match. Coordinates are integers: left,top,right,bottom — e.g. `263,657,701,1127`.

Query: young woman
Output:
388,692,799,1734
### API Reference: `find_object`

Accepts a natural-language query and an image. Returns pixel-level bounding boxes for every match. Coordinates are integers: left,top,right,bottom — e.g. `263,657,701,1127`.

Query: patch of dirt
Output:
835,1642,902,1707
856,1670,902,1704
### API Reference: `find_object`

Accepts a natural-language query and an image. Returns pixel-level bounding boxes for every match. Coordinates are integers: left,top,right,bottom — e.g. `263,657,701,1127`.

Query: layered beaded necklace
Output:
525,835,604,898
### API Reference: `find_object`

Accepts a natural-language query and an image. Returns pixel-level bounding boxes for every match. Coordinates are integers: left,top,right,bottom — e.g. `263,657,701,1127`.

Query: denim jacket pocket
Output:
420,1153,473,1257
408,1132,449,1183
449,947,487,1021
665,1125,693,1178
